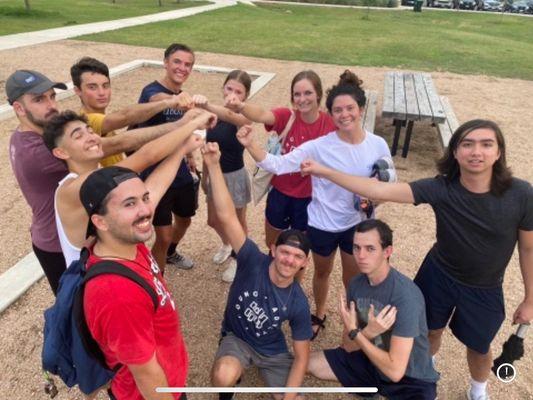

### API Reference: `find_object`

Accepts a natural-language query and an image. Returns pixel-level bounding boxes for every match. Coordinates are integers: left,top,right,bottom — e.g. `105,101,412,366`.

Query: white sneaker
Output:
213,244,232,264
222,259,237,283
467,390,490,400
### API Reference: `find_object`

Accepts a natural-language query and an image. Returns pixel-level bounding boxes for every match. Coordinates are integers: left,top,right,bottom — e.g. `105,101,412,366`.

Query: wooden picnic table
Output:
382,71,446,157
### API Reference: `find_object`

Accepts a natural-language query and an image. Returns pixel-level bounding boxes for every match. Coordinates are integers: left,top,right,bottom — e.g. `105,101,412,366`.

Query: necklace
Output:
271,282,294,313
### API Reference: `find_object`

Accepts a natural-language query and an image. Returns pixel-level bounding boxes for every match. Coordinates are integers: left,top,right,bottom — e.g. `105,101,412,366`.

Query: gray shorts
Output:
207,166,251,209
215,333,294,387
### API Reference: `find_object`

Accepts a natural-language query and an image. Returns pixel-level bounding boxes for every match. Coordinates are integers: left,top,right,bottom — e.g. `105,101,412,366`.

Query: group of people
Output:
6,41,532,400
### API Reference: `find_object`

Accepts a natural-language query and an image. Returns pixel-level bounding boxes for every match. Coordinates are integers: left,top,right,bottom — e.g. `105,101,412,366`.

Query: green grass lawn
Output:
78,3,533,80
0,0,207,35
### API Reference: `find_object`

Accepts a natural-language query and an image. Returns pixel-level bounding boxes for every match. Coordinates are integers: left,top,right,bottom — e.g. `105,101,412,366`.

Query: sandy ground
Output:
0,40,532,399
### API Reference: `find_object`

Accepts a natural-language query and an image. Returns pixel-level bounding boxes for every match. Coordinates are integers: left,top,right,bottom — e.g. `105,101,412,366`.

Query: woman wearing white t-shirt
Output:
237,71,393,340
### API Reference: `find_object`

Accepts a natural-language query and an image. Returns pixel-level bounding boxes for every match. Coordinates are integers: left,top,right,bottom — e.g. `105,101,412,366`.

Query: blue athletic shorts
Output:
324,347,437,400
414,253,505,354
265,187,311,231
307,225,356,257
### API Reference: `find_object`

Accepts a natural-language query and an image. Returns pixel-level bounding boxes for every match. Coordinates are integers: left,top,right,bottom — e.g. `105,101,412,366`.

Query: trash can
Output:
414,0,423,11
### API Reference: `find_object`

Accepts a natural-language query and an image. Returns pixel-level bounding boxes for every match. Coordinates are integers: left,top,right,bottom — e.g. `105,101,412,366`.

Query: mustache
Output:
133,215,152,225
45,109,59,119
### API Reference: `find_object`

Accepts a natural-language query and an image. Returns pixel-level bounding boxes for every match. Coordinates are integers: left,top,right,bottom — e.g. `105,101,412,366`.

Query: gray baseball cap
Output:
6,70,67,105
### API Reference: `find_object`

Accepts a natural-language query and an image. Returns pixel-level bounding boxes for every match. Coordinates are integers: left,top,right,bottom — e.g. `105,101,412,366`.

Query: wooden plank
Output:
381,72,396,119
437,96,459,148
413,73,432,121
403,73,420,121
362,90,378,133
392,71,406,120
422,73,446,123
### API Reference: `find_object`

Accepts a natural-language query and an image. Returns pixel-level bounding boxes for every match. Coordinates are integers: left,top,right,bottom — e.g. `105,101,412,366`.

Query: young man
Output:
43,109,215,267
307,219,439,399
70,57,193,166
203,142,312,400
7,69,68,294
134,43,199,271
301,119,533,400
79,166,189,400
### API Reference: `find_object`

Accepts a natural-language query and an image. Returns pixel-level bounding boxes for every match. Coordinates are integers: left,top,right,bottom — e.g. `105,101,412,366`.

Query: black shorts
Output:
152,183,198,226
414,253,505,354
307,225,356,257
324,347,437,399
265,187,311,231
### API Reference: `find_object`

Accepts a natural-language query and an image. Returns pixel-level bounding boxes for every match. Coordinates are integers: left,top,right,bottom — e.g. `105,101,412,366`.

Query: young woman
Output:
301,119,533,400
236,71,393,339
193,70,252,283
225,70,336,251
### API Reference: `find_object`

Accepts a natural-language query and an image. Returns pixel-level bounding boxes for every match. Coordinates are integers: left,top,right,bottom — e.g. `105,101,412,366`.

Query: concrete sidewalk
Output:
0,0,236,51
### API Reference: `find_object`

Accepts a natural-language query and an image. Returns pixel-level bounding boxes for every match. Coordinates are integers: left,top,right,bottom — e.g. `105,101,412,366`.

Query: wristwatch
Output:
348,328,361,340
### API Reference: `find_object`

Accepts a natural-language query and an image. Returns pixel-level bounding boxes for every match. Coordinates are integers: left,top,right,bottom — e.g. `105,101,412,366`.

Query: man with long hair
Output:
301,119,532,400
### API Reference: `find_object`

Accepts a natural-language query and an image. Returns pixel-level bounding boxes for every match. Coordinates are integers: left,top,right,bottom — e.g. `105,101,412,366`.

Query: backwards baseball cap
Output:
275,229,311,256
6,70,67,105
80,166,140,238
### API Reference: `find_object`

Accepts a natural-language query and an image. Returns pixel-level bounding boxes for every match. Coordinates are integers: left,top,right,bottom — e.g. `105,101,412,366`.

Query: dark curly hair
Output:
326,70,366,113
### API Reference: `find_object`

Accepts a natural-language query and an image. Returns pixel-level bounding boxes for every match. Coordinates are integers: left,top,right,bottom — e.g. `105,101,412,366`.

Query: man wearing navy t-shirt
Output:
134,43,197,272
203,142,312,400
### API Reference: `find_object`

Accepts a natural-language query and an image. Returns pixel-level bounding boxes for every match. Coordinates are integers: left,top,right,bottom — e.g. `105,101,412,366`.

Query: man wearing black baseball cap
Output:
7,69,68,294
202,142,312,400
79,166,189,400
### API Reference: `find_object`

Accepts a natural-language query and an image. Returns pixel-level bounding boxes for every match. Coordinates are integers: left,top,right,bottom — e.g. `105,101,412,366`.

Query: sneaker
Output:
467,390,490,400
167,252,194,270
222,259,237,283
213,244,232,264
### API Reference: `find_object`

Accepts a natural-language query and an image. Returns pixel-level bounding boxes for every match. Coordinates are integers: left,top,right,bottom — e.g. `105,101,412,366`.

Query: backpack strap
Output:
83,261,159,311
73,258,160,371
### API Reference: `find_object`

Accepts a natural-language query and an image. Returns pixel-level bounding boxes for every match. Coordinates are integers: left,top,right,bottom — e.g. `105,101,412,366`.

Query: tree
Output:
24,0,31,11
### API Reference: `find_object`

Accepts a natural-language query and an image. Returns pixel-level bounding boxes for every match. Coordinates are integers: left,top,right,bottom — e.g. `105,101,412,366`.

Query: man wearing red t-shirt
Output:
80,166,190,400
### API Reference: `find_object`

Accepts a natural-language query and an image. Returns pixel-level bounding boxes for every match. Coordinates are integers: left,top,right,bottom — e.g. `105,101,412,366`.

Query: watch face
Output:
349,329,359,340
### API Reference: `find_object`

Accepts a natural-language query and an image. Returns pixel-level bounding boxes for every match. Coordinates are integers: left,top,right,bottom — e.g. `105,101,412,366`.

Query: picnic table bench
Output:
382,71,447,157
361,90,378,133
436,96,459,149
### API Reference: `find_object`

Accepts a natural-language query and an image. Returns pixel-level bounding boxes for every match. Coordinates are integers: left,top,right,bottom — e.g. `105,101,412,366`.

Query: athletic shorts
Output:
215,332,294,387
207,166,251,209
152,182,198,226
324,347,437,400
265,187,311,231
414,253,505,354
307,225,356,257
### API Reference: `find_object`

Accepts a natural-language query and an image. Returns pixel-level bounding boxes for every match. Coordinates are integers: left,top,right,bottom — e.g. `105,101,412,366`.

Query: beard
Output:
25,107,59,128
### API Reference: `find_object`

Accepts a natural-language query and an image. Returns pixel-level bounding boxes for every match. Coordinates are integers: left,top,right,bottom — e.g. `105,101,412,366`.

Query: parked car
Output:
482,0,503,10
459,0,478,9
402,0,415,5
429,0,454,7
509,0,529,11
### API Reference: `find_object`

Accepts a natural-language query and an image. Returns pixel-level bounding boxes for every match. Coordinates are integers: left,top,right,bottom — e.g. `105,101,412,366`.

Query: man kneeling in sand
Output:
203,142,312,400
307,219,439,400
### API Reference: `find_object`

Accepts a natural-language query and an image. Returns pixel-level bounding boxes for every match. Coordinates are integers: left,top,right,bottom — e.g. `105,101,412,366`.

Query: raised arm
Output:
117,110,216,173
100,108,204,157
225,93,276,125
202,142,246,254
301,159,415,204
237,125,306,175
192,94,250,127
145,134,205,208
100,93,193,134
513,229,533,324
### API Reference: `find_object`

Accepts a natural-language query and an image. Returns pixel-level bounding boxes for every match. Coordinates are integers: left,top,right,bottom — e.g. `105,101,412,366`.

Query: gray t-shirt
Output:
348,268,439,383
409,176,533,287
